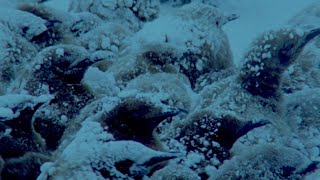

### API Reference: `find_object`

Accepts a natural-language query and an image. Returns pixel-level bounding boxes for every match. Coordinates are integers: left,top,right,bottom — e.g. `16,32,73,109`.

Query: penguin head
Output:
102,97,180,148
239,28,320,99
277,28,320,66
29,45,103,90
176,110,269,163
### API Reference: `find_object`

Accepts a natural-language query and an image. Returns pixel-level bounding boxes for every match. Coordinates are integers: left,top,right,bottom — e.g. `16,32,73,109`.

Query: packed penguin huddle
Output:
1,0,320,179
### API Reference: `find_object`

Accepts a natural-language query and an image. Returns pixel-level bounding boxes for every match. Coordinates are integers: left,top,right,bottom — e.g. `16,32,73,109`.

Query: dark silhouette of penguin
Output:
175,110,268,174
101,97,180,149
1,152,51,180
239,28,320,100
0,102,46,159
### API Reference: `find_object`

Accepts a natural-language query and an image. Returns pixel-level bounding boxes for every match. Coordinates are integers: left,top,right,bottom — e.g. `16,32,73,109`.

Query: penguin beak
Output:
57,58,104,84
145,108,181,129
70,58,104,70
235,120,270,141
140,153,181,167
297,161,319,176
301,28,320,48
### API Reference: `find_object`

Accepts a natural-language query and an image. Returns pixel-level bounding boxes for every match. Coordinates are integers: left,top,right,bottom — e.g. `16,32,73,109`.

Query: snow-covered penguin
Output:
173,110,268,177
0,95,49,159
108,2,235,88
24,45,103,150
239,28,320,101
99,96,181,150
209,144,318,179
25,45,102,117
68,0,160,32
38,121,180,179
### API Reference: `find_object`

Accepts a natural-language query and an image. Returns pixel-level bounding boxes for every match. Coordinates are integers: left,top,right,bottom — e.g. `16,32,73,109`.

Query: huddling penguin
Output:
37,120,180,179
106,1,236,88
1,0,320,179
209,144,318,179
0,94,53,179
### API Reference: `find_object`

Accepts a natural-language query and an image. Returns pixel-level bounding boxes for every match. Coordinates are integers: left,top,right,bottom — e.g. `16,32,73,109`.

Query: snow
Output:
0,94,53,120
1,0,320,179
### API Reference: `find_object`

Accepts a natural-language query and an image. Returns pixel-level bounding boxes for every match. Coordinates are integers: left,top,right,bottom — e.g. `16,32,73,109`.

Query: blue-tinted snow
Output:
0,0,319,179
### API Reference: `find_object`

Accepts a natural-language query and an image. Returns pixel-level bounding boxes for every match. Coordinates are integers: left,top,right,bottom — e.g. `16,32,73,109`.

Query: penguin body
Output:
25,44,101,117
1,152,51,180
24,45,104,151
210,144,317,180
109,2,234,88
174,110,268,171
150,164,200,180
125,72,197,111
0,100,47,159
69,0,159,32
18,3,72,48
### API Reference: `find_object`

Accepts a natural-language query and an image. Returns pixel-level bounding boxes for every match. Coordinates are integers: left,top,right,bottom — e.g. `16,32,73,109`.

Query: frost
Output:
82,67,120,97
55,48,64,57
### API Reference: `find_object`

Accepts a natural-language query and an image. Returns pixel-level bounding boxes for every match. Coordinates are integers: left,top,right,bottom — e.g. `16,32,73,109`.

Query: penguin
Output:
174,110,268,178
40,140,180,179
24,45,104,151
1,152,51,180
0,101,46,159
284,88,320,131
18,4,67,48
25,44,103,117
209,144,318,180
19,3,113,51
125,72,196,111
109,2,234,88
69,0,159,30
0,19,38,94
239,28,320,100
100,97,181,150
